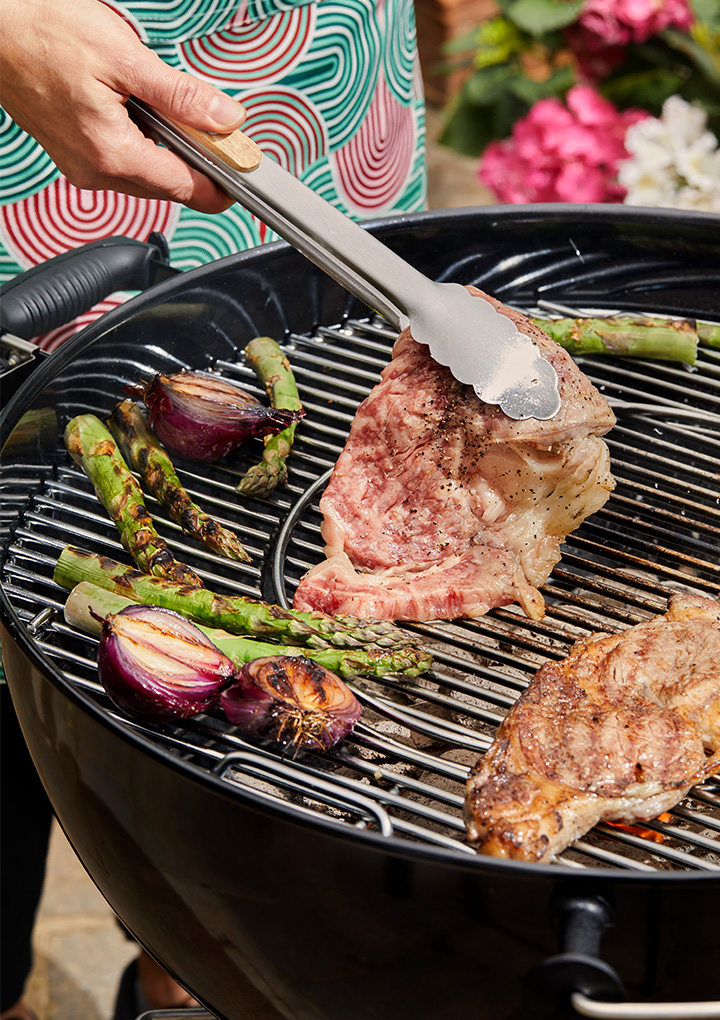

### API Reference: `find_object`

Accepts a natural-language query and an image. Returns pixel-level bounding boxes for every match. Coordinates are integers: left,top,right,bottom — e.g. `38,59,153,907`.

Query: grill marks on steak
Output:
464,593,720,863
293,288,616,622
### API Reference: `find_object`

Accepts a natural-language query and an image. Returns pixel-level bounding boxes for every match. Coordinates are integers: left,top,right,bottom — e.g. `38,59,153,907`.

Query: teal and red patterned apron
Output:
0,0,427,349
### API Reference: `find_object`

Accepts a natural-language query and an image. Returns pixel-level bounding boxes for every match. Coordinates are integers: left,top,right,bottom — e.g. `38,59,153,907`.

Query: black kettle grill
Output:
1,205,720,1020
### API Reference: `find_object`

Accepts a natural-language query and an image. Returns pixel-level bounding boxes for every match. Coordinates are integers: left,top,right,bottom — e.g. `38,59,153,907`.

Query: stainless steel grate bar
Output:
2,312,720,873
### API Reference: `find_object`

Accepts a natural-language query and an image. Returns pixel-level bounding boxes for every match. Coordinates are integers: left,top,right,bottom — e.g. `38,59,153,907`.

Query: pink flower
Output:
567,0,694,82
478,86,649,204
577,4,632,48
580,0,693,44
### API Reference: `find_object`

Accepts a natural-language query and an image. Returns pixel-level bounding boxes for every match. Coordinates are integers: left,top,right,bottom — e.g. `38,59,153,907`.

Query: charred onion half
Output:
98,604,237,722
221,655,362,753
138,370,305,462
96,602,362,750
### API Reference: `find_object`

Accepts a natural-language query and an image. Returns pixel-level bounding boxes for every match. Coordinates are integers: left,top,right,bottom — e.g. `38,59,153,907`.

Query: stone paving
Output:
24,823,136,1020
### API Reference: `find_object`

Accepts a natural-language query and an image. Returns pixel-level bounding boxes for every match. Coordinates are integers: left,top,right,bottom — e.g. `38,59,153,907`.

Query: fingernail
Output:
209,93,245,129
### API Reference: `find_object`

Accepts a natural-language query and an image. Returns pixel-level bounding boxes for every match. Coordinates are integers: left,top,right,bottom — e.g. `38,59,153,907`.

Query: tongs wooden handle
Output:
165,120,262,173
128,98,561,421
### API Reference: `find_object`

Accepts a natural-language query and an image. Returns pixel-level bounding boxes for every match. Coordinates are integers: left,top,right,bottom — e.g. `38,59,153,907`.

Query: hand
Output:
0,0,247,212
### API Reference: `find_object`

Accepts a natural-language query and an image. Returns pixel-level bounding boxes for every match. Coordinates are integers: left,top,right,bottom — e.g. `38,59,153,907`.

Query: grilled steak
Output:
294,288,615,622
465,593,720,863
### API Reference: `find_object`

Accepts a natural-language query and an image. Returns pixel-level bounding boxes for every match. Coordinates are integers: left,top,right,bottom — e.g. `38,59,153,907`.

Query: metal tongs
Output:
128,98,561,421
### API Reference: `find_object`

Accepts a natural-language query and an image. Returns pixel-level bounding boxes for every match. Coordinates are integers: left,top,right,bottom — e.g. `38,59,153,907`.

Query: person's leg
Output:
112,948,200,1020
0,677,196,1020
1,681,54,1020
112,916,200,1019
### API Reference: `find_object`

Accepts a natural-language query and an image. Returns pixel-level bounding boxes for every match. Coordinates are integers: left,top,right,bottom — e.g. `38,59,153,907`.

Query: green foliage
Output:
472,16,525,67
439,1,720,157
601,68,689,114
670,24,720,82
691,0,720,28
502,0,584,35
440,76,524,156
438,60,575,157
511,65,576,104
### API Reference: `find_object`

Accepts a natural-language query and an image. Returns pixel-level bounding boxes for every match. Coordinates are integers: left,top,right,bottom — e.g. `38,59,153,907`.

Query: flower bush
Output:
479,86,648,202
441,0,720,207
620,94,720,210
571,0,694,53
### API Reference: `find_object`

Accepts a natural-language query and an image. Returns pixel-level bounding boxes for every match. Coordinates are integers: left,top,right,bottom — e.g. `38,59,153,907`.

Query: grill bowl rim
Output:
2,202,720,884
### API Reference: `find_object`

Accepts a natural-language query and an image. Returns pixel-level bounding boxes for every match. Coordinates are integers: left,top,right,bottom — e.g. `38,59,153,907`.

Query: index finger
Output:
110,115,237,212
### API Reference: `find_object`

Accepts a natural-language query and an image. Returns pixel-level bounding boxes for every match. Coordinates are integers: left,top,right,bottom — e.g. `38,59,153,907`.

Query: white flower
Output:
675,134,720,192
673,184,720,213
660,94,709,148
622,120,674,172
617,161,675,205
619,96,720,212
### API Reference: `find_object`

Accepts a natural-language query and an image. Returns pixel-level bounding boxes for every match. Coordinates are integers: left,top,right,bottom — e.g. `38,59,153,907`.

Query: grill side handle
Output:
0,234,177,340
524,893,624,1020
526,894,720,1019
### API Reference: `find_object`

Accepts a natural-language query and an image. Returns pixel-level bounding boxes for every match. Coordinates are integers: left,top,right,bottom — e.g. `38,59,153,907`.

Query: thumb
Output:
127,49,246,133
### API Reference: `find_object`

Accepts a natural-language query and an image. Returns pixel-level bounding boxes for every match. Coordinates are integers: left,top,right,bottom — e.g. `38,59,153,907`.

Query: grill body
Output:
2,630,719,1020
2,206,720,1018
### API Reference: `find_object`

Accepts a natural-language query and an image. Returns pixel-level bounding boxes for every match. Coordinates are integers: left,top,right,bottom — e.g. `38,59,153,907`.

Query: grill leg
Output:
523,893,624,1020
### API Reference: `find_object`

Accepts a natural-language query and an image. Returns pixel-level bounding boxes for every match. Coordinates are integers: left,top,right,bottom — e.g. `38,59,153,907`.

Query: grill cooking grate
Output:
2,311,720,873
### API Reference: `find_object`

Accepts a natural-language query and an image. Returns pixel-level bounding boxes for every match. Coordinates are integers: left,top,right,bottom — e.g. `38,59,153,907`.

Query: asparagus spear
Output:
64,415,203,587
531,315,699,364
54,545,429,658
238,336,304,498
108,399,251,562
698,322,720,349
65,582,429,678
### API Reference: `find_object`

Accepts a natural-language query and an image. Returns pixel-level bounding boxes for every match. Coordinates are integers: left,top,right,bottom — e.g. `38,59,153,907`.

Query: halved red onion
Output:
98,604,237,722
140,371,305,461
220,655,362,752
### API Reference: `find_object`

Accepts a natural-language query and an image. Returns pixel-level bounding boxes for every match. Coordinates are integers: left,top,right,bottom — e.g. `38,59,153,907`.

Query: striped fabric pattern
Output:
0,0,426,347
